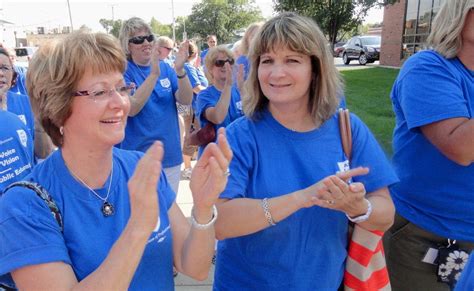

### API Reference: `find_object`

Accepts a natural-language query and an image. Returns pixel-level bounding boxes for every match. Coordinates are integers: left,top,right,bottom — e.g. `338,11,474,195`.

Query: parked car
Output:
333,42,346,57
14,47,38,66
342,35,381,65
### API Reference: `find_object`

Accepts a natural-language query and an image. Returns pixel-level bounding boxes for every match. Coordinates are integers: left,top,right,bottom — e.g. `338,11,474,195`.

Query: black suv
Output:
342,35,381,65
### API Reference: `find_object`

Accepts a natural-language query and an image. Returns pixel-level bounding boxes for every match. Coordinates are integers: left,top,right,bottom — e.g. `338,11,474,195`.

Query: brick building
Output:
380,0,444,67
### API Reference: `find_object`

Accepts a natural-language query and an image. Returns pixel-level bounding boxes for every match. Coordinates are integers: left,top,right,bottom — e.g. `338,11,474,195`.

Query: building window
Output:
402,0,446,60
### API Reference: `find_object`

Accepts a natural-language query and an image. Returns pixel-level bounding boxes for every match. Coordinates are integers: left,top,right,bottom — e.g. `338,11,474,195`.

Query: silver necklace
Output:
133,61,150,81
70,161,115,217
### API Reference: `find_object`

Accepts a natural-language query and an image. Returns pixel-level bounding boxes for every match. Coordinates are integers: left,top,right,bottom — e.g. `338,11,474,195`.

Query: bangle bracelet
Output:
177,71,187,79
191,205,218,230
346,198,372,223
261,198,276,226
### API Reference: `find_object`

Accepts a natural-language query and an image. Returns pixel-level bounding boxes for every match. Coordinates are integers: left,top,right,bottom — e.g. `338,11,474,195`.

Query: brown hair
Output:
240,22,263,56
244,12,343,127
27,31,126,147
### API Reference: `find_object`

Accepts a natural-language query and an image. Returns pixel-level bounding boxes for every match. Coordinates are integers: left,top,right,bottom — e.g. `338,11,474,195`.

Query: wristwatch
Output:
177,71,187,79
346,199,372,223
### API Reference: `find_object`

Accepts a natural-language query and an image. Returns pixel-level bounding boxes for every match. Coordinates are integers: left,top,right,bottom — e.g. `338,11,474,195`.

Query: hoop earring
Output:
59,126,64,136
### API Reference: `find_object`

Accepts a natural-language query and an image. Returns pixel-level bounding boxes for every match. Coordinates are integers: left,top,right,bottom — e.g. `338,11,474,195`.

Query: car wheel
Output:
343,53,350,65
359,54,367,65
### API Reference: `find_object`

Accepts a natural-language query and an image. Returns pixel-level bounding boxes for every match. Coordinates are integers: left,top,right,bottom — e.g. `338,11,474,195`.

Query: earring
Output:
59,126,64,135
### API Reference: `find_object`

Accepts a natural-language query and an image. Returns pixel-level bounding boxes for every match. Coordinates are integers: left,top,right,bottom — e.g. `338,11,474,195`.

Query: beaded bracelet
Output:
191,205,218,230
261,198,276,226
346,198,372,223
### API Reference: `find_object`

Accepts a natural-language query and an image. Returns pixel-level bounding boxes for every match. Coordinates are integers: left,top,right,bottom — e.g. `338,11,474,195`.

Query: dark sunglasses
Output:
128,34,155,45
214,58,234,67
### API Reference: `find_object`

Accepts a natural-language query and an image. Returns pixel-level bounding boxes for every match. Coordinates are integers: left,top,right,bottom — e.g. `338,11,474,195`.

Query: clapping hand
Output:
128,141,164,233
236,64,245,93
150,44,161,77
174,40,190,72
313,168,370,217
299,167,370,216
224,62,233,88
190,128,233,214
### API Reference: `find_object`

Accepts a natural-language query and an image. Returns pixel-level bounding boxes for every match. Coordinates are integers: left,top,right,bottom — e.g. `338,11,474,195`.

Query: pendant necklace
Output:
70,161,115,217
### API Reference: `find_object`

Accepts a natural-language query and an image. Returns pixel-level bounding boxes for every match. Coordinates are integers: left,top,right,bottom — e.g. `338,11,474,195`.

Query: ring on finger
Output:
223,168,231,177
325,199,335,205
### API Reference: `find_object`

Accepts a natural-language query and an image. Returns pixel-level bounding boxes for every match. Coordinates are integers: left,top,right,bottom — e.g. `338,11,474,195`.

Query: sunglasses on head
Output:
128,34,154,45
214,58,234,67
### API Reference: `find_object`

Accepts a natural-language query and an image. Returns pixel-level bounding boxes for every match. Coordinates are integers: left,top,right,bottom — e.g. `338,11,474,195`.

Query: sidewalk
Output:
174,169,214,291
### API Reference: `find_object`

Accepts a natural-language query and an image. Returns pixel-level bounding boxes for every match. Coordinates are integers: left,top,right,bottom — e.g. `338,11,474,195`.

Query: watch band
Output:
177,71,187,79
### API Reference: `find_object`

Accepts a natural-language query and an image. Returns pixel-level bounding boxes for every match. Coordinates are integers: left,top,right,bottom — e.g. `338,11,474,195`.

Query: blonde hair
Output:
244,12,343,126
157,36,174,48
204,45,234,84
119,17,152,59
240,22,263,55
27,31,126,147
427,0,474,58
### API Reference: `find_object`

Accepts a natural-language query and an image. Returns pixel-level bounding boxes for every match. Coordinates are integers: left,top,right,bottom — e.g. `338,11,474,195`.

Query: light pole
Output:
110,4,117,21
183,18,187,40
171,0,176,43
66,0,74,31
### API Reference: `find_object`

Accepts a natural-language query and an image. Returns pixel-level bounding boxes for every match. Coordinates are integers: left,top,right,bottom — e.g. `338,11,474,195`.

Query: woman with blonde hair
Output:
212,12,397,290
0,31,232,290
118,17,193,193
195,45,243,153
235,22,263,80
385,1,474,289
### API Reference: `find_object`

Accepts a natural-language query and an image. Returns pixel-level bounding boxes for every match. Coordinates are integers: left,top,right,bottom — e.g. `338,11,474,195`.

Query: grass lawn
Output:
341,67,400,158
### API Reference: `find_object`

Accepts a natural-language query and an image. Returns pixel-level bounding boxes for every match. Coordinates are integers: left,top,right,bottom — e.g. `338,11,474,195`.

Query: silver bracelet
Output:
346,198,372,223
191,205,218,230
261,198,276,226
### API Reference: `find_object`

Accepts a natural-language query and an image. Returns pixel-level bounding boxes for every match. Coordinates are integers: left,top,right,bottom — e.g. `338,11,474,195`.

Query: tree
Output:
273,0,398,46
186,0,263,44
150,17,172,37
99,19,123,38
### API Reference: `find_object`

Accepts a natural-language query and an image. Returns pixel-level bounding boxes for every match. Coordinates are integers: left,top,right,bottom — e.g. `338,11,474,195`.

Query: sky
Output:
0,0,383,36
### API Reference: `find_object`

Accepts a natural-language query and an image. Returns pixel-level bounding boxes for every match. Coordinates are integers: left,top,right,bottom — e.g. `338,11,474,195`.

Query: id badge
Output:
436,241,470,287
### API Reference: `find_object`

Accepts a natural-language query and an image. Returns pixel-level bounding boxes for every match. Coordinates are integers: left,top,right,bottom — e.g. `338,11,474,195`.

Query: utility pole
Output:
183,18,187,40
171,0,176,43
110,4,117,21
66,0,74,31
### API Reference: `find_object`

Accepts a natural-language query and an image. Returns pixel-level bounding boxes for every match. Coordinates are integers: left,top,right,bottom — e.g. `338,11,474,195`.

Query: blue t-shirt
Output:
0,110,34,191
200,49,209,63
236,54,250,80
213,109,398,290
390,50,474,241
196,85,243,131
455,252,474,290
184,62,208,111
0,148,176,290
120,60,182,168
10,65,28,95
6,91,35,140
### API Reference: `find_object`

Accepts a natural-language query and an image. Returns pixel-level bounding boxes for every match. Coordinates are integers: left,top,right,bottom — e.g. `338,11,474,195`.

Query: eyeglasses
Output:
214,59,234,67
128,34,155,45
161,46,173,51
0,65,12,73
72,83,136,102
